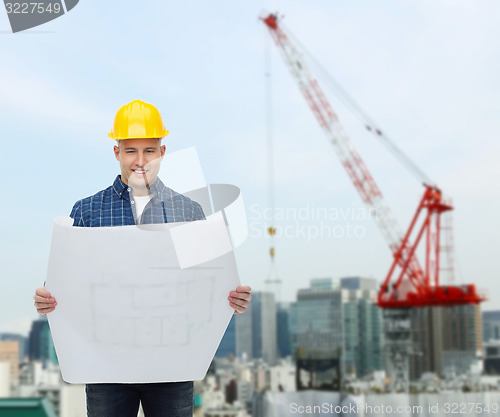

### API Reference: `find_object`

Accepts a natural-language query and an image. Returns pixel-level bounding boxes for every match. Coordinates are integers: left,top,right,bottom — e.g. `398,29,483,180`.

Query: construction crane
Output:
262,12,485,391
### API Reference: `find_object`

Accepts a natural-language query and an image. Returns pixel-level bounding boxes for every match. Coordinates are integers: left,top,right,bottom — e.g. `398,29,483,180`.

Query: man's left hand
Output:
228,286,252,314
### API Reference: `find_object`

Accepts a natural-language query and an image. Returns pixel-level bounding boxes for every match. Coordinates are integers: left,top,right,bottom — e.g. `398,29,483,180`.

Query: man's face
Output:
114,138,166,194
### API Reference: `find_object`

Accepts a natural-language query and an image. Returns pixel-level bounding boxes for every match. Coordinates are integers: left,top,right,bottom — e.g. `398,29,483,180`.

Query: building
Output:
340,277,384,377
340,277,377,292
0,340,20,387
483,311,500,342
0,334,28,362
410,304,483,378
237,380,253,408
235,306,252,360
216,316,236,358
0,398,57,417
276,302,291,359
290,277,385,379
484,340,500,375
268,361,295,392
290,278,343,358
251,292,277,365
236,292,277,365
0,362,10,397
18,361,61,388
28,318,57,364
17,360,86,417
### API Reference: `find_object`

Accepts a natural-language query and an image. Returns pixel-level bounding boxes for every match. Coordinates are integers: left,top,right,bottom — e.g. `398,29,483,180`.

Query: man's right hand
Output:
33,287,57,315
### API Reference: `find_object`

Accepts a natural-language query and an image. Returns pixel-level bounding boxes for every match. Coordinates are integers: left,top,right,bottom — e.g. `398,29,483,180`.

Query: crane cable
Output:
264,23,281,288
282,23,433,186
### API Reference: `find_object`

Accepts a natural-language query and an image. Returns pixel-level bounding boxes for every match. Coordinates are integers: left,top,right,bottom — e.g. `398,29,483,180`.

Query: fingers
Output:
34,300,57,315
36,305,56,315
228,285,252,314
229,286,252,299
228,297,248,313
33,294,56,303
35,287,51,298
34,300,57,309
229,287,252,300
33,287,57,315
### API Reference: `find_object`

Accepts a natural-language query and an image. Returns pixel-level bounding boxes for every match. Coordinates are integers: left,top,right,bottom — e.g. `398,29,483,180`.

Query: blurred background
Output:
1,0,499,415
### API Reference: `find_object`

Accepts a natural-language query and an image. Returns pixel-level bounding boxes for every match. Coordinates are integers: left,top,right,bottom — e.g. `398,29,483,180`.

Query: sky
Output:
1,0,499,335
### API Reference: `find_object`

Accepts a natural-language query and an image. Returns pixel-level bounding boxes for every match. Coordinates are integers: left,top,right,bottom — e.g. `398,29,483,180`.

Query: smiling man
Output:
33,99,252,417
117,138,164,195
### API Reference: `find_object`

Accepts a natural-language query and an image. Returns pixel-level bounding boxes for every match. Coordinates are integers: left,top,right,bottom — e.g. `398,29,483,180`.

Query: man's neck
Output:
132,188,150,197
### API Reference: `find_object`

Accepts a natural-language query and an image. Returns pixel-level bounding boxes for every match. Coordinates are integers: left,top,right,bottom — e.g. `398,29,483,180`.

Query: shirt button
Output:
131,200,135,204
127,188,131,192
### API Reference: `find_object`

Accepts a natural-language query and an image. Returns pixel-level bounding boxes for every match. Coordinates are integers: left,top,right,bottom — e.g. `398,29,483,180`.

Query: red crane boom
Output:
262,13,484,308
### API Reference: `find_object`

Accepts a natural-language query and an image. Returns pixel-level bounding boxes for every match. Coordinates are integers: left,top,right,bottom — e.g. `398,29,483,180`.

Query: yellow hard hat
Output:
108,99,169,140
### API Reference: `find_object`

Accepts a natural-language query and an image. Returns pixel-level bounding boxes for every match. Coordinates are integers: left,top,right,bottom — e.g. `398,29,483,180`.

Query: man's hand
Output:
228,285,252,314
33,287,57,315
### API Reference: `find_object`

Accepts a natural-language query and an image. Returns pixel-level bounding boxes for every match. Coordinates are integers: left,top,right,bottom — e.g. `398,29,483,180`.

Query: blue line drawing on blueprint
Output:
90,270,217,347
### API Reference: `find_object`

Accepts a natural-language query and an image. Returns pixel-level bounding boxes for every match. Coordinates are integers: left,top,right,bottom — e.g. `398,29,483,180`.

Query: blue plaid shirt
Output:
70,175,205,227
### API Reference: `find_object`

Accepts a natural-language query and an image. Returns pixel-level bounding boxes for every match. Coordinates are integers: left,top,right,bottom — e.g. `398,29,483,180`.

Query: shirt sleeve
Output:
193,201,206,221
69,200,86,227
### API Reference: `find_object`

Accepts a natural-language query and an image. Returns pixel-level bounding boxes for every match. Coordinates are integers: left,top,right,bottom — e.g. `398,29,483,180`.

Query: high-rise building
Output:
28,318,58,364
251,292,277,365
0,341,19,386
290,278,342,359
290,277,385,378
235,303,252,360
276,302,291,359
341,277,384,377
410,304,483,378
482,311,500,342
215,316,236,358
236,291,277,365
340,276,378,292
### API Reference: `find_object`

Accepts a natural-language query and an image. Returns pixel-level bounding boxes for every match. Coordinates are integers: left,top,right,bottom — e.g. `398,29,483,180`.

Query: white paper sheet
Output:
46,216,240,384
158,147,248,245
170,217,233,269
184,184,248,248
160,146,206,194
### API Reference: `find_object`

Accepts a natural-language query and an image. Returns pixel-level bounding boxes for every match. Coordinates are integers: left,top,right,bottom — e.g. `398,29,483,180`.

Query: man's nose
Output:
135,153,145,167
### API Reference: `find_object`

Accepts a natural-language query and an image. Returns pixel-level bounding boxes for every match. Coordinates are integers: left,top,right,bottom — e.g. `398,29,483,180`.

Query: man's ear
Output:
114,144,120,161
160,144,166,158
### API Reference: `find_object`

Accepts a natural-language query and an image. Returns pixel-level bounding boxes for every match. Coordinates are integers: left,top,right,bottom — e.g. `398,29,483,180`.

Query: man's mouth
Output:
133,169,147,174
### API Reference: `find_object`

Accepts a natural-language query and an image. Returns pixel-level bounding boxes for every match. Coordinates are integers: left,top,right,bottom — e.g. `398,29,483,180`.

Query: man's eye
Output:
126,151,135,154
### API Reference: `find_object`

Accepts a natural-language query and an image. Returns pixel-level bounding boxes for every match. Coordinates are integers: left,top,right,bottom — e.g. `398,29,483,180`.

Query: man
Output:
33,99,252,417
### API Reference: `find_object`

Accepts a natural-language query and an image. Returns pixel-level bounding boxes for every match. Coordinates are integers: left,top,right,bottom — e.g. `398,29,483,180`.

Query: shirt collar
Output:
112,175,128,199
112,175,169,199
149,176,167,196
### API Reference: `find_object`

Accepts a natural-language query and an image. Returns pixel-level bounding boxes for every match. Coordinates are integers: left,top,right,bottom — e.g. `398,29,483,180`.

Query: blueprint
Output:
46,215,240,383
